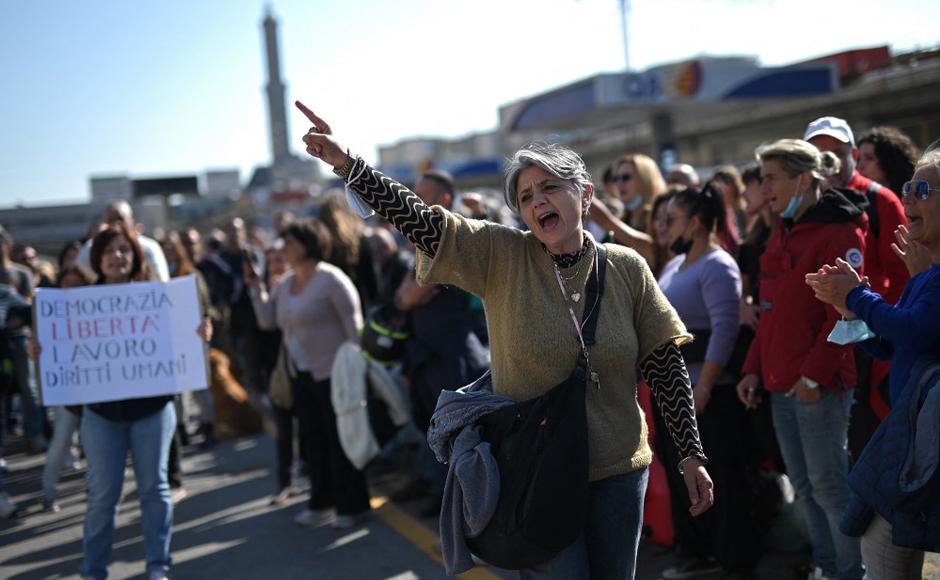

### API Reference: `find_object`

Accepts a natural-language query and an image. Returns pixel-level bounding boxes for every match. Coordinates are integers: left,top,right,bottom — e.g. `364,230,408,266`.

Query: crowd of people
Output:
0,108,936,580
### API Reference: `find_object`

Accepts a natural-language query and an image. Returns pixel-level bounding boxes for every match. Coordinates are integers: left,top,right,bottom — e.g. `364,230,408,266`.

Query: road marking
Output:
370,496,500,580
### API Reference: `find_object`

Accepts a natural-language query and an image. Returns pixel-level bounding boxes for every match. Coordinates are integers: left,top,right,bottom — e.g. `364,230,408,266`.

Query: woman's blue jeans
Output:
771,390,863,580
79,404,176,580
519,467,649,580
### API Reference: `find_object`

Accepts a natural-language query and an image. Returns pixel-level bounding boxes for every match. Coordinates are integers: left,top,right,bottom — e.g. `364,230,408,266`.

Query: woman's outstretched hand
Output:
891,224,932,278
295,101,351,169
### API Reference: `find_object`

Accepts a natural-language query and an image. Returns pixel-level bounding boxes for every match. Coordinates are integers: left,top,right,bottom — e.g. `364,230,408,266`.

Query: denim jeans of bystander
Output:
770,390,863,580
80,404,176,580
42,406,81,505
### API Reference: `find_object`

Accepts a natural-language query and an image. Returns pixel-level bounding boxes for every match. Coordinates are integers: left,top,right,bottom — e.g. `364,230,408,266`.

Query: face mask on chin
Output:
624,195,643,212
779,176,805,219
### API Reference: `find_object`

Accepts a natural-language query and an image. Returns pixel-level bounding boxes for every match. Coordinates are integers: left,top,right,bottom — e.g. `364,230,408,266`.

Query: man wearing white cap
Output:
804,116,910,576
804,117,908,306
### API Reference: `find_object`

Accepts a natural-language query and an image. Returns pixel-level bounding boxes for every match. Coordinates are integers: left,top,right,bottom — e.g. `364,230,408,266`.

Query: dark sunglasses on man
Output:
613,174,633,183
901,180,940,201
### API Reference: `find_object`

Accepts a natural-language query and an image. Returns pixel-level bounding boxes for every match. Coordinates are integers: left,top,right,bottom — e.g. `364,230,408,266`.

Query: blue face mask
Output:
779,177,805,219
827,319,876,345
625,195,643,212
779,194,802,219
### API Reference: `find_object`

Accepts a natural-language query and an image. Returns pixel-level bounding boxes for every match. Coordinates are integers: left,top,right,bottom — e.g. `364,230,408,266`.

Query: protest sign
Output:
34,275,208,406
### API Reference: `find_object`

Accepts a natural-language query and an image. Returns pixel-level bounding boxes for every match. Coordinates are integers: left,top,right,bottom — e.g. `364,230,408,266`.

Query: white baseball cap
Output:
804,116,854,145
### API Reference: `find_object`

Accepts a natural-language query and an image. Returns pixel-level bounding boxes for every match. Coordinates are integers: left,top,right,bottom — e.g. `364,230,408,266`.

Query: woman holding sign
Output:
52,223,211,580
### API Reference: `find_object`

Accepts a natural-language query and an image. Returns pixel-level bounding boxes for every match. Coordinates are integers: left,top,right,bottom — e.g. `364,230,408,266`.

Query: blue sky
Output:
2,0,938,207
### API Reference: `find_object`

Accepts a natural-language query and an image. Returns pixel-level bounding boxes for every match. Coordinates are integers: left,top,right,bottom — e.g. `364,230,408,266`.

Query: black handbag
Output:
465,244,608,569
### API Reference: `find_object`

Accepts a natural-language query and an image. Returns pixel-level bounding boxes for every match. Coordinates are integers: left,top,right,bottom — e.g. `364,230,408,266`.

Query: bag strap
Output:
283,343,298,379
580,243,607,346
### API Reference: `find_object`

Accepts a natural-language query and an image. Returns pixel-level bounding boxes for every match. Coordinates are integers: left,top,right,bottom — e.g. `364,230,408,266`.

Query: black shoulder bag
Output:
466,243,608,569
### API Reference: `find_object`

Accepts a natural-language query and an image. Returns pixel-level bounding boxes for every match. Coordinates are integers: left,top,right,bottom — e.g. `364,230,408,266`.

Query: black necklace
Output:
544,234,590,269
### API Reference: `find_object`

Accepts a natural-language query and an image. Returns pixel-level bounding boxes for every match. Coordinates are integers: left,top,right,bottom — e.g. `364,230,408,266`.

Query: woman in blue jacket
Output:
807,149,940,579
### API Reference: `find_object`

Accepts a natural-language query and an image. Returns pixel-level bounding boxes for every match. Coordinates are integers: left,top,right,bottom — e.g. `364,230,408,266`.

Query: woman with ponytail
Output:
656,185,761,579
737,139,866,580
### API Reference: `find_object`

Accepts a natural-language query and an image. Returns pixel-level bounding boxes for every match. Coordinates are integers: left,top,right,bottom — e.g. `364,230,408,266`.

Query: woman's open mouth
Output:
538,211,559,231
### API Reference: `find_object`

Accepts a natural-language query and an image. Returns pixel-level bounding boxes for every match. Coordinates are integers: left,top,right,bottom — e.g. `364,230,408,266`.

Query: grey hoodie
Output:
427,372,514,575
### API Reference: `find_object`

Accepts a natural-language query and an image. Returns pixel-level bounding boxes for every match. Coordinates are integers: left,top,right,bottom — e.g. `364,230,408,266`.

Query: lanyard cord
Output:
552,247,600,387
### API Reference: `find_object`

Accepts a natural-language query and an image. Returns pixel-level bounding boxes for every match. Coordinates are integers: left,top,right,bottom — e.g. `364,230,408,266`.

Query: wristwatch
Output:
801,376,820,390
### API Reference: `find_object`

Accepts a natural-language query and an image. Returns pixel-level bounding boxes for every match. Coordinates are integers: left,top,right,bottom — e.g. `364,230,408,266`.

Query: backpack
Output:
465,244,608,569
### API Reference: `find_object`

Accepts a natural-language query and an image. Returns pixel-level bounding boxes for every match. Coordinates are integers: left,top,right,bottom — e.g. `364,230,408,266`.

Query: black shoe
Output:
390,478,431,502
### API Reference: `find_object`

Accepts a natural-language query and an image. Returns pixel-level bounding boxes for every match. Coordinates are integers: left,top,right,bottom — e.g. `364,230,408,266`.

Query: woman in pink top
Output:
247,218,368,529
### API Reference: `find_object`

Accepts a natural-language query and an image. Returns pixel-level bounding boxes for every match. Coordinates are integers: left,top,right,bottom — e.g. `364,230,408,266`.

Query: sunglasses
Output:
902,180,940,201
612,174,633,183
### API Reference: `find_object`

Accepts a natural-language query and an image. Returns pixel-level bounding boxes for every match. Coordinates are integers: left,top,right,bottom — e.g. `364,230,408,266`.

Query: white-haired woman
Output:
296,101,712,578
736,139,866,580
806,150,940,580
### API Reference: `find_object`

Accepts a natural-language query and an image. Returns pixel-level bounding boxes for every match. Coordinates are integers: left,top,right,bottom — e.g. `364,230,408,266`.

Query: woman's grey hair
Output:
504,143,593,213
755,138,840,184
915,148,940,179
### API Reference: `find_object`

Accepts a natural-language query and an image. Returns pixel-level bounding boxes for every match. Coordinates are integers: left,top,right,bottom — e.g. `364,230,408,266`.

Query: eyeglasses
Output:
612,174,633,183
901,180,940,201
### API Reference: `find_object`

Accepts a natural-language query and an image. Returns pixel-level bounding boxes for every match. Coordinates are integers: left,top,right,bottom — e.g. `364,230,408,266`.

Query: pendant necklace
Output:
545,235,590,303
553,261,584,303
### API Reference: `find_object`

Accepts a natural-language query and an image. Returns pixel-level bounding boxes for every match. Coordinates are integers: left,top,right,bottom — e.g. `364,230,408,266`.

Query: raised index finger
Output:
295,100,325,126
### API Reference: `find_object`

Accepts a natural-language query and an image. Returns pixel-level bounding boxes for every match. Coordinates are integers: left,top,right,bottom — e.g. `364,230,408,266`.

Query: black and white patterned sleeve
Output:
639,341,707,472
343,157,443,257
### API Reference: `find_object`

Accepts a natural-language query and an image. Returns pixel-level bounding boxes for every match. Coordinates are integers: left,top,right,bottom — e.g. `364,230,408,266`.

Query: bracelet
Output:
332,149,355,180
677,452,708,475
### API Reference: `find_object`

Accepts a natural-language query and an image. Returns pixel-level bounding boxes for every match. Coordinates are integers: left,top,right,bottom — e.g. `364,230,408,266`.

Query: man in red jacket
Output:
804,116,910,461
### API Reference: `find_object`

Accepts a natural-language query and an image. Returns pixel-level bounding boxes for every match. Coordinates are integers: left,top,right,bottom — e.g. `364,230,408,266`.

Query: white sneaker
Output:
148,568,170,580
294,508,335,527
0,493,16,519
269,486,296,506
331,514,360,529
808,567,835,580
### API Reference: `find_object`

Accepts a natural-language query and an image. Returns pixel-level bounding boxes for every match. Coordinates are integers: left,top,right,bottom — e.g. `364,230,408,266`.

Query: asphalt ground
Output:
1,432,937,579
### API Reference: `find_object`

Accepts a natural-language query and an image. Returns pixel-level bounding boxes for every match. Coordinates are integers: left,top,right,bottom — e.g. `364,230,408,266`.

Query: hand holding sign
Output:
296,101,351,169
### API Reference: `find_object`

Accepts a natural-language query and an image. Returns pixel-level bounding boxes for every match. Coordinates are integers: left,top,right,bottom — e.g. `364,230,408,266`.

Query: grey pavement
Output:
1,432,937,579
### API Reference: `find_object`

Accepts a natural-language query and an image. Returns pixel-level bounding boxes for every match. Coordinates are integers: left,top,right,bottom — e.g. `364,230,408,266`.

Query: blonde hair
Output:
755,139,841,188
613,153,667,231
319,192,364,271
